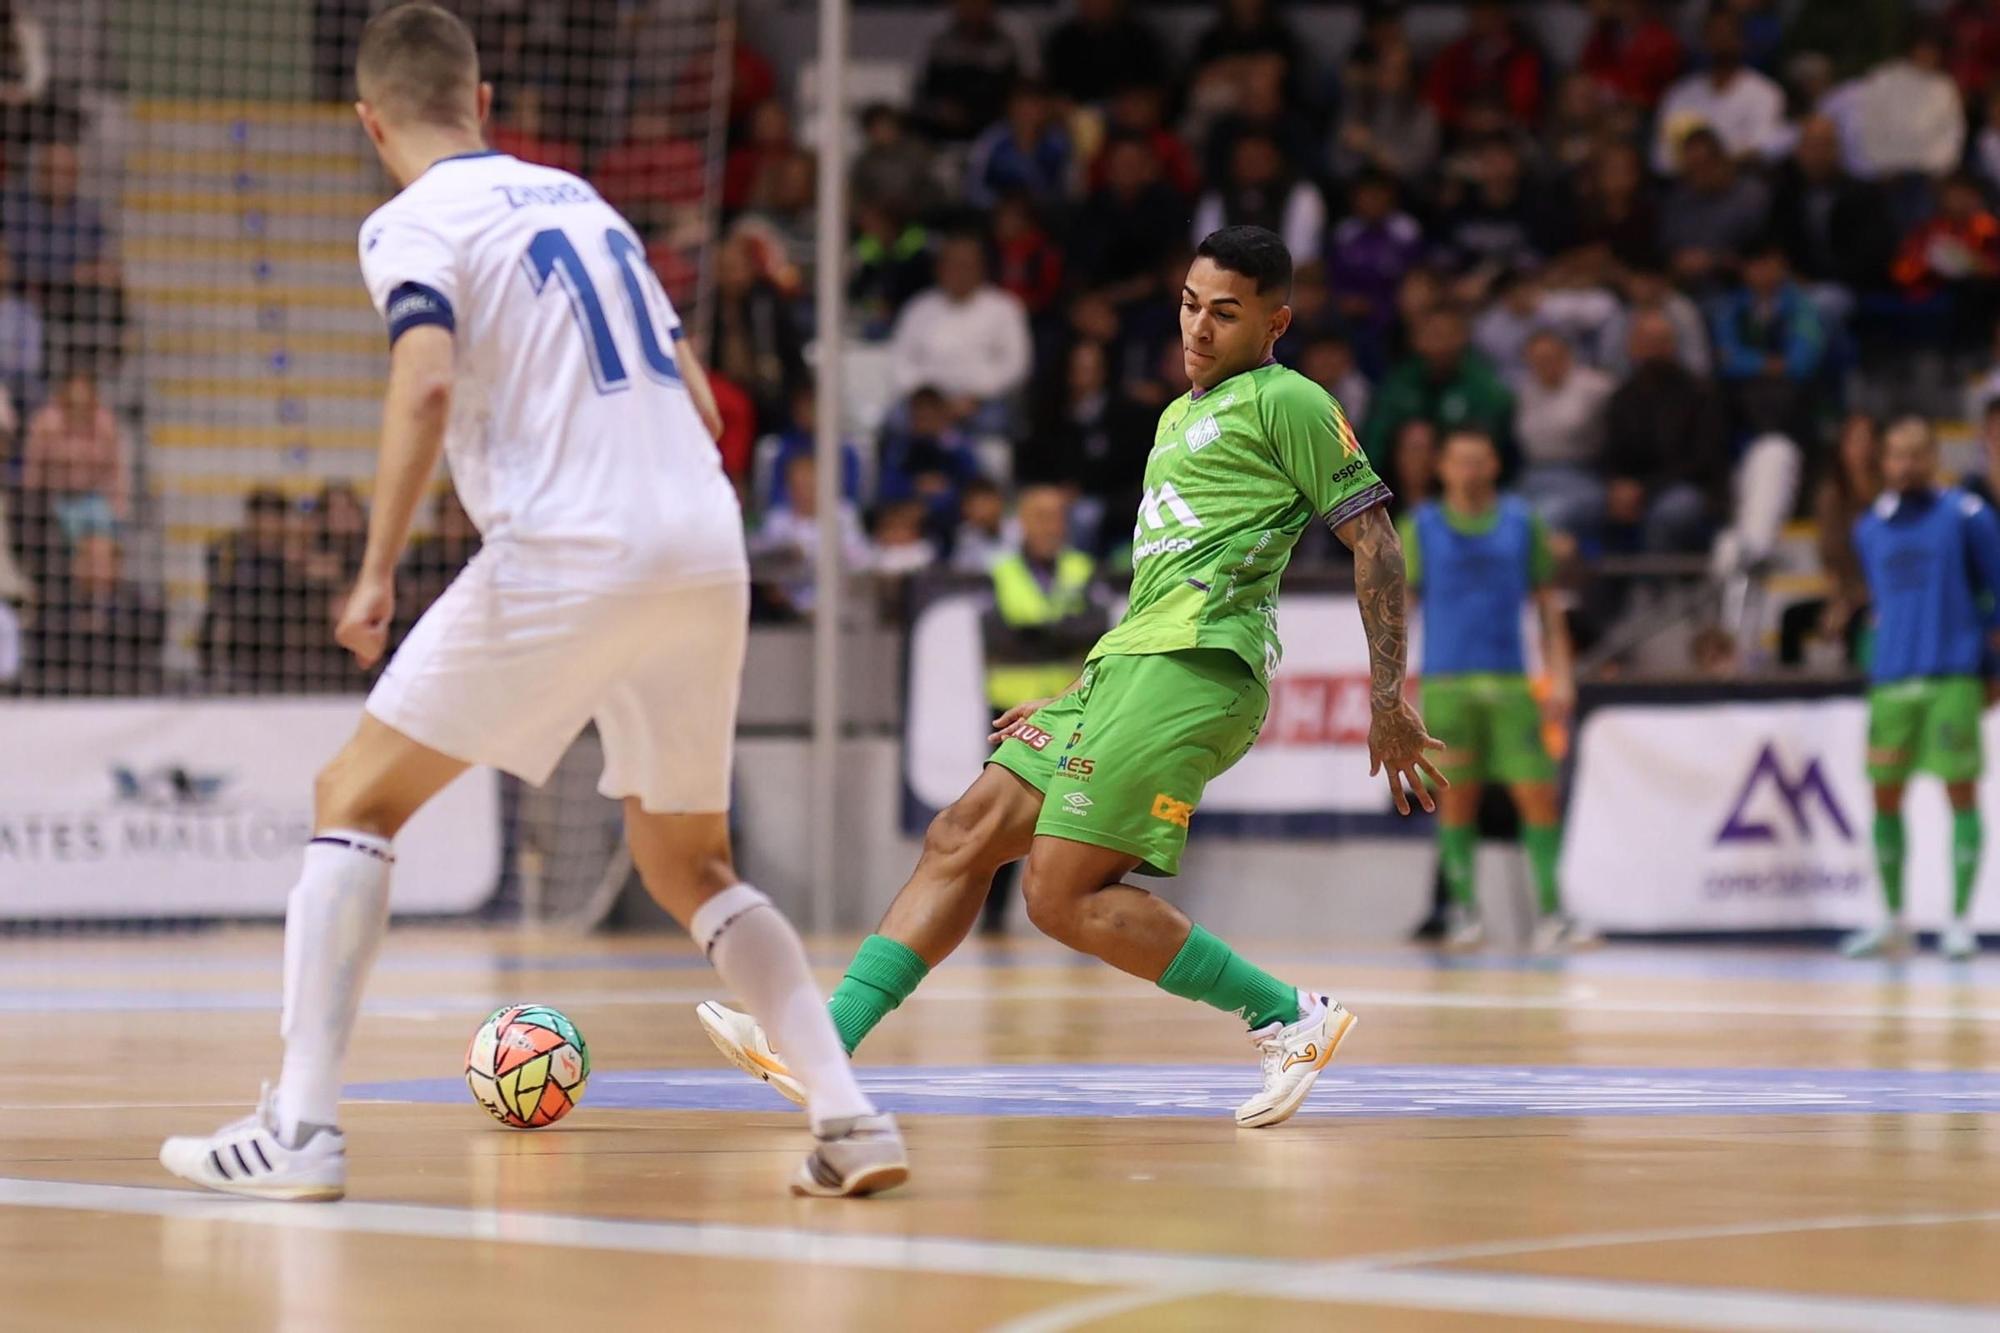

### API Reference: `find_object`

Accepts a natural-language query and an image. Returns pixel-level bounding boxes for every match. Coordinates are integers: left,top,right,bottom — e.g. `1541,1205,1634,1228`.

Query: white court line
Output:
1,1177,1995,1333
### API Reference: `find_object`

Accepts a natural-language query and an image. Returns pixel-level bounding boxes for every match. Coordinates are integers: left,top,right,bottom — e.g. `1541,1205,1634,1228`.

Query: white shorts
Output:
367,553,748,813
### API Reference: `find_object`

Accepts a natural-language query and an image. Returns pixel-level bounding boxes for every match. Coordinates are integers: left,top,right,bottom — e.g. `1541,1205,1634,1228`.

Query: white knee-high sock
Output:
274,830,394,1139
690,883,876,1130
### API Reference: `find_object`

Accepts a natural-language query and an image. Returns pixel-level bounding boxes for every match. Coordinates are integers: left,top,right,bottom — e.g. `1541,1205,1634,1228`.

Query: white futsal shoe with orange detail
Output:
1235,992,1355,1128
159,1085,345,1201
696,1000,807,1106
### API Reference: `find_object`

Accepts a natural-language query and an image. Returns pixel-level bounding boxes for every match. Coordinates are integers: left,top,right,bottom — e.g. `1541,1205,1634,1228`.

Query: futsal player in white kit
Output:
160,4,905,1201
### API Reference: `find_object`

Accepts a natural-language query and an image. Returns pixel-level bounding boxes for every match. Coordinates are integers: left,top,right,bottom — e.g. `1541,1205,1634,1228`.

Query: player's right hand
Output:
335,572,395,670
988,699,1054,744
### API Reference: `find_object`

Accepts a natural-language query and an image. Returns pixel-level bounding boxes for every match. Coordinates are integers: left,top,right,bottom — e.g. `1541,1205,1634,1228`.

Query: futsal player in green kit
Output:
1402,427,1594,952
699,227,1446,1127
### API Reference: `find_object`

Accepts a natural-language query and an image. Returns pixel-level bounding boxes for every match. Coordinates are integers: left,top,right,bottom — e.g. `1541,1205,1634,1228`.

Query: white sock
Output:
274,830,393,1139
690,883,876,1130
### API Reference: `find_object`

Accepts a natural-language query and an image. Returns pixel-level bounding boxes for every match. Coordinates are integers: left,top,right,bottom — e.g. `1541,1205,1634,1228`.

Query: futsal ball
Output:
465,1003,590,1128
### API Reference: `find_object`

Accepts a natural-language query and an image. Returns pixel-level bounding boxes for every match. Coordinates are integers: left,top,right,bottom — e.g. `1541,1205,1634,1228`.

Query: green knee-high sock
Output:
1157,925,1301,1030
1874,812,1906,915
1438,824,1477,909
825,935,930,1055
1523,824,1563,916
1952,809,1982,919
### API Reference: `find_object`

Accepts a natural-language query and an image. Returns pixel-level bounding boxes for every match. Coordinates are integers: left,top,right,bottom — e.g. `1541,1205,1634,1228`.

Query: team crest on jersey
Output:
1186,415,1221,452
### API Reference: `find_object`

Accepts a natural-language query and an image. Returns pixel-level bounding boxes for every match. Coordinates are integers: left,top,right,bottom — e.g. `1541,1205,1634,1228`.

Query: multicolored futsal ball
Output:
465,1004,590,1128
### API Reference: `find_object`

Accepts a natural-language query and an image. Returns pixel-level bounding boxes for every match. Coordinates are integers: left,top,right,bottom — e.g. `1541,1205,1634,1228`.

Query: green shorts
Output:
1867,676,1984,784
1420,674,1554,786
988,649,1268,877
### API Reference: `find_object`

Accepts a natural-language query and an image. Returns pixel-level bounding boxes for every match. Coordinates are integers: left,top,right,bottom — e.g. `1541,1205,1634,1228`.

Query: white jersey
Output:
359,150,746,591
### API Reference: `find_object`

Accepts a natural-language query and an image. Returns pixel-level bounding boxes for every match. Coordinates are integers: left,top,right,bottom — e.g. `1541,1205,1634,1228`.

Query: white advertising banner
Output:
0,699,501,919
1564,698,2000,931
904,591,1438,827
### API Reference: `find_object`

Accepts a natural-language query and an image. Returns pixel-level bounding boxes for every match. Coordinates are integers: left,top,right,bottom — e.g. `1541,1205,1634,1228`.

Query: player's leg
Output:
158,715,468,1201
1423,677,1487,948
1928,678,1984,959
1486,677,1592,950
1848,684,1921,956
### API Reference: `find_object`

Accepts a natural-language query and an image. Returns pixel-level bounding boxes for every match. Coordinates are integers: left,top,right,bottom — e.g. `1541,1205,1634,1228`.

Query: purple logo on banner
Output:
1715,742,1854,844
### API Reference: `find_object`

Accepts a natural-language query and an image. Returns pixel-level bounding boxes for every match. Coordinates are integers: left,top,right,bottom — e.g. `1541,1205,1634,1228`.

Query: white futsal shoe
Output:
792,1112,909,1198
1235,992,1356,1128
1840,921,1913,959
159,1086,345,1202
1442,905,1486,951
1532,914,1602,954
1940,920,1981,961
696,1000,807,1106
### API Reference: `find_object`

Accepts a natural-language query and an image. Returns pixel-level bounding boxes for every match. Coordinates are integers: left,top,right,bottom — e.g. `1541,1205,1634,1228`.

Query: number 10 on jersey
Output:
522,226,683,394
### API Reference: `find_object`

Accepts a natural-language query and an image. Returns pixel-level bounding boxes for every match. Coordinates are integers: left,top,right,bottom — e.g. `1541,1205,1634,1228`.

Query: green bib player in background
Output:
697,226,1446,1129
1847,417,2000,959
1402,428,1595,953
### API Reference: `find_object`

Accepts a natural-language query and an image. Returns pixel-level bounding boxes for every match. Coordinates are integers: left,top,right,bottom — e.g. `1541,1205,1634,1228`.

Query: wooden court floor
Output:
3,927,1999,1331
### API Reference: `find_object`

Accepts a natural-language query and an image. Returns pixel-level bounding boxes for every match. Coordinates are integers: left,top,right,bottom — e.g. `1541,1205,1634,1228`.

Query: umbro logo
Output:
1062,792,1093,813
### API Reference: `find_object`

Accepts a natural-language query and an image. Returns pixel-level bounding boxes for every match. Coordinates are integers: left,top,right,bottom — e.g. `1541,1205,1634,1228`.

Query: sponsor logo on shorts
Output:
1056,755,1095,781
1062,792,1093,814
1010,724,1054,751
1150,793,1194,828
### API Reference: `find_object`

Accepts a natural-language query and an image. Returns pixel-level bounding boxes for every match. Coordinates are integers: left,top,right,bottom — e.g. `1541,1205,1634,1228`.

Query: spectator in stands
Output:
311,0,368,104
1089,84,1199,201
1273,260,1342,365
6,143,122,370
488,86,581,174
1657,128,1771,290
965,80,1071,211
24,532,161,697
1433,138,1558,279
1653,11,1787,174
0,249,43,417
594,99,706,229
1298,333,1371,428
1424,0,1546,132
733,149,818,298
888,233,1032,435
1781,411,1880,665
1516,330,1615,537
1542,74,1633,180
703,367,756,490
1976,87,2000,204
1603,269,1713,377
1041,0,1168,110
1018,338,1152,554
1070,134,1185,304
1769,115,1897,331
308,482,367,588
1845,28,1966,184
1326,172,1422,370
849,202,932,341
22,367,125,553
1891,173,2000,355
722,100,798,215
1191,133,1327,268
989,192,1064,323
850,105,943,223
1580,0,1683,110
750,452,871,619
1943,0,2000,102
0,0,50,149
1387,418,1441,518
1362,304,1513,475
1710,241,1826,446
1603,308,1730,553
711,232,804,434
1192,0,1304,98
914,0,1022,142
951,476,1013,573
200,489,310,692
1568,138,1660,274
1202,52,1320,189
878,386,981,540
1966,400,2000,508
767,381,863,511
1332,39,1440,184
867,499,941,577
1965,326,2000,427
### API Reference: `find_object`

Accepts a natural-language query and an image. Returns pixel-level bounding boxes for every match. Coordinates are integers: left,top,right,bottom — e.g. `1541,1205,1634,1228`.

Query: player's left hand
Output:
1368,700,1447,816
335,571,395,670
1542,676,1576,727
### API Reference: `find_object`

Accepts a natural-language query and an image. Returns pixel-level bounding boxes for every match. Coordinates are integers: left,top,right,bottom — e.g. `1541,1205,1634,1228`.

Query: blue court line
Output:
347,1064,2000,1121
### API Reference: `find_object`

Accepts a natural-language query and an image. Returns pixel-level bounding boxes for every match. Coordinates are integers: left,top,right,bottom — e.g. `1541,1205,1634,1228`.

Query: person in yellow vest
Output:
979,484,1109,932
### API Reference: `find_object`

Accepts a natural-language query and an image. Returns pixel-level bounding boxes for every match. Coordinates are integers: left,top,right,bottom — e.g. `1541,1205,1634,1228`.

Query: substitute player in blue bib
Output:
1403,428,1592,951
1850,416,2000,959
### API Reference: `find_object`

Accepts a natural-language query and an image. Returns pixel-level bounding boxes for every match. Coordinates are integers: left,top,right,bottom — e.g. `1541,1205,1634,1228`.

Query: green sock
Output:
1439,824,1477,908
1157,925,1301,1029
1524,824,1563,917
1953,809,1982,919
1874,812,1905,914
825,934,929,1055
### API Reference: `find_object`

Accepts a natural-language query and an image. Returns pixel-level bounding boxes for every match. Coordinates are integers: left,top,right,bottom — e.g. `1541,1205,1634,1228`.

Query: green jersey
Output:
1089,362,1390,681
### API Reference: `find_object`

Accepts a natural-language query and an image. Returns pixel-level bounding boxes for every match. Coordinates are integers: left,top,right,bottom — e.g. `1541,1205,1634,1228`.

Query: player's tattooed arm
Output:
1336,504,1447,815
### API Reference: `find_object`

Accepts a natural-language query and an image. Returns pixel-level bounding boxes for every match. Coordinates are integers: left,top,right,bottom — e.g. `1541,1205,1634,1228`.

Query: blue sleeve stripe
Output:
385,281,455,344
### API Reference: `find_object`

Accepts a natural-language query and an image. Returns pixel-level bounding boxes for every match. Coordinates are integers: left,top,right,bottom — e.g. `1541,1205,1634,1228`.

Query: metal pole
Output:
809,0,848,937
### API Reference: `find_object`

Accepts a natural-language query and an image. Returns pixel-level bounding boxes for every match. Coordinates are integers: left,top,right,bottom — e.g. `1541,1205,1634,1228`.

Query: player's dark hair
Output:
1194,225,1293,298
356,3,480,126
